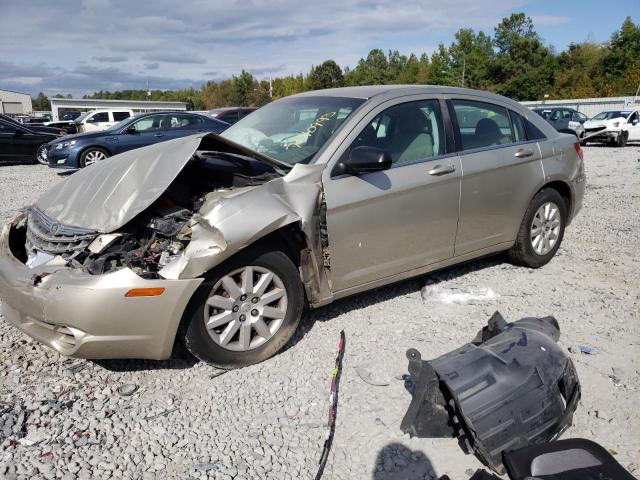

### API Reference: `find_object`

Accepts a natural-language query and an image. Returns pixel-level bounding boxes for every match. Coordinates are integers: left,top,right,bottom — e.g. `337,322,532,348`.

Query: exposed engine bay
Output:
14,151,280,279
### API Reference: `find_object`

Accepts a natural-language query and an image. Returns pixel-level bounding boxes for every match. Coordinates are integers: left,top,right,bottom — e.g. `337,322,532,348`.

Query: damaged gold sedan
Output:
0,86,585,367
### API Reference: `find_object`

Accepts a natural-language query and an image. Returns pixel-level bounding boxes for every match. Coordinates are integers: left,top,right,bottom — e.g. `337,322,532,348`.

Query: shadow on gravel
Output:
90,255,505,371
288,255,506,350
372,442,437,479
92,341,198,372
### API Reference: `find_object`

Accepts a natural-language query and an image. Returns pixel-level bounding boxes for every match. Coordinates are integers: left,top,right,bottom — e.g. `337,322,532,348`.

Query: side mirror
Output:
632,119,639,125
344,146,392,175
126,125,137,134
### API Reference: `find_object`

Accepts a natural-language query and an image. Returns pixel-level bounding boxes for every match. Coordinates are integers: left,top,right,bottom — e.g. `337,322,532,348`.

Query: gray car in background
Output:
0,86,585,368
532,107,588,139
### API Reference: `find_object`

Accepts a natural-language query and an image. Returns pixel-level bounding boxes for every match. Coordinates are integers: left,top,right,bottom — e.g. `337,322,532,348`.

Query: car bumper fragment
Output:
0,218,203,360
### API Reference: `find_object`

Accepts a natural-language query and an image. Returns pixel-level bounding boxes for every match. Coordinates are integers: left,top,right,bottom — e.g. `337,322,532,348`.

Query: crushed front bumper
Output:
0,218,203,360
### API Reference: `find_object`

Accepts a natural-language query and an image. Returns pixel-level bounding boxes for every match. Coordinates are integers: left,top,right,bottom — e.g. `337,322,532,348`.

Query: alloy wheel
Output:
204,266,288,351
36,145,48,165
530,202,561,255
84,150,107,166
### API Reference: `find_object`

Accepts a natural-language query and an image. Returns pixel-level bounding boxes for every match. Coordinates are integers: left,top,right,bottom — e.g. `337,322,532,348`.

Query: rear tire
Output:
35,144,48,165
79,147,109,168
180,248,304,368
508,189,567,268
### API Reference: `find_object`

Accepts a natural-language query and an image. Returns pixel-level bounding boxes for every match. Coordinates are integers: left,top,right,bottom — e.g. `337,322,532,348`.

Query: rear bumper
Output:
0,217,202,360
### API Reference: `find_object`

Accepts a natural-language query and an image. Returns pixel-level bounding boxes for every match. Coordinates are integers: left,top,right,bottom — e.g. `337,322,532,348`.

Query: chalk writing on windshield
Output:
284,112,337,150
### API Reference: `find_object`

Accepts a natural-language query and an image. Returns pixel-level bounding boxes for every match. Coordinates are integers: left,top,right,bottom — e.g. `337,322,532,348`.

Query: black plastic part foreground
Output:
503,438,638,480
401,311,581,474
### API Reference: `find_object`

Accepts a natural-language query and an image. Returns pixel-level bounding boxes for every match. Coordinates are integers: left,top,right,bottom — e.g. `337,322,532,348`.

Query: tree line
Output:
32,14,639,112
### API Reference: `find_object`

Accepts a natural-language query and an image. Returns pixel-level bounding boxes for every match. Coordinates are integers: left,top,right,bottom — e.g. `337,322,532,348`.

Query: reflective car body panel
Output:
0,86,584,360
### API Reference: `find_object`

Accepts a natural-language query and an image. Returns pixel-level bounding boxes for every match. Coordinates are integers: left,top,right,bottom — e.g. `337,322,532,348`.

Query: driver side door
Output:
112,114,167,154
322,97,461,294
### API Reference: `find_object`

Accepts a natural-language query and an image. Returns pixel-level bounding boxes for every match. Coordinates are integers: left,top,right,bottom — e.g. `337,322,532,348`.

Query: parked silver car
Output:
0,86,585,368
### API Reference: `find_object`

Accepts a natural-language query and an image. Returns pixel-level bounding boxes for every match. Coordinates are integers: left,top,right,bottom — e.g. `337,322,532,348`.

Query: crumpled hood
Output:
35,134,206,232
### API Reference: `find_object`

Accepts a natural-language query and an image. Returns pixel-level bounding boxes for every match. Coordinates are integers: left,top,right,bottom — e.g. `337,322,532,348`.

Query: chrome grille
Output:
585,126,606,133
26,208,97,254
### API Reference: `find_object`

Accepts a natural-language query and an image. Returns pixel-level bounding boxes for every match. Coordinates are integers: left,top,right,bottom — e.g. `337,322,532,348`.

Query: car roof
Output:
291,85,523,108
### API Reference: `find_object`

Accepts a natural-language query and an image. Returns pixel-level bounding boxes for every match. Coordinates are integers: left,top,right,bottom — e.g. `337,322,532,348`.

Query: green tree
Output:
32,92,50,111
307,60,344,90
490,13,556,100
448,29,494,89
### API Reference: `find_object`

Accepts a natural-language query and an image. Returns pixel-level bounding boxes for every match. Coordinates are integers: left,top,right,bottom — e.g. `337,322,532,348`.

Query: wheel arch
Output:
536,180,573,221
78,144,112,159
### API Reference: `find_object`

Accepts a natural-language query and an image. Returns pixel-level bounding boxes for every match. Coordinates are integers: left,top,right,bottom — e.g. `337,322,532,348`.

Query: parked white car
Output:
582,109,640,147
76,109,134,133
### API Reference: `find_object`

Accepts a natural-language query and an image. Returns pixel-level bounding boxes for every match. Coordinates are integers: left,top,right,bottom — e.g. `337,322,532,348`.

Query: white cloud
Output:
0,0,569,96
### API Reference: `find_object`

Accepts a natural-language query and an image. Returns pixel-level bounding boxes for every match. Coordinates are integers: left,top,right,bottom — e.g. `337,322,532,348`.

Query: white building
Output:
0,89,33,115
521,96,640,118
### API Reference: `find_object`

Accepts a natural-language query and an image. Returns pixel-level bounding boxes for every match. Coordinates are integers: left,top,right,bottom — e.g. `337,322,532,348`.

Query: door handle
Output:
154,133,164,137
428,164,456,176
514,148,534,158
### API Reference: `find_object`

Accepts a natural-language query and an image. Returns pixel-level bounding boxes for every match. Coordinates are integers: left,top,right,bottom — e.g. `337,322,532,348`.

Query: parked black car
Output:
46,111,229,169
0,114,64,164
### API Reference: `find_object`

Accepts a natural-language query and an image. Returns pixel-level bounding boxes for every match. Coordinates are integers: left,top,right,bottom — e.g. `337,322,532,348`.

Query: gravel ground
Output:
0,145,639,480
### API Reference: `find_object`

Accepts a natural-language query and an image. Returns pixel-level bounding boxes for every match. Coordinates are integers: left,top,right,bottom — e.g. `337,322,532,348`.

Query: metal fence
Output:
521,96,640,118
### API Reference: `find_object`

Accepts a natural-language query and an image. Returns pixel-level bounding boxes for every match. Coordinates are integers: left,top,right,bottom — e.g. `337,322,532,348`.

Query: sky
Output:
0,0,636,97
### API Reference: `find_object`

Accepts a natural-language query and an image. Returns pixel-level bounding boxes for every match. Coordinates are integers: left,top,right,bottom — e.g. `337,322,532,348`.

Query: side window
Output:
351,100,445,166
133,116,162,132
510,111,527,142
165,114,204,128
113,111,131,121
0,121,18,133
451,100,513,150
628,111,638,124
89,112,109,123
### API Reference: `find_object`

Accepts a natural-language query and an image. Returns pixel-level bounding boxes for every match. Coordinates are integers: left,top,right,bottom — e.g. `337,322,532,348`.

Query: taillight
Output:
573,142,584,161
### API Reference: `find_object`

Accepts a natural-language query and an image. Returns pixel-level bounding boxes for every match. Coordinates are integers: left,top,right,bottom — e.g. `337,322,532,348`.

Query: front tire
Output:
616,131,628,147
180,249,304,368
79,147,109,168
508,189,567,268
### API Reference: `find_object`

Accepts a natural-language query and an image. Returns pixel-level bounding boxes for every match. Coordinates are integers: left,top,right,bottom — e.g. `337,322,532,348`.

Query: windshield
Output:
220,96,365,165
592,111,629,120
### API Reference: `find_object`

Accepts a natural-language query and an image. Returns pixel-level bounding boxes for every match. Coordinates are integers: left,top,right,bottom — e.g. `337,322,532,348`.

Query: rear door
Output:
449,97,544,255
323,96,461,292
